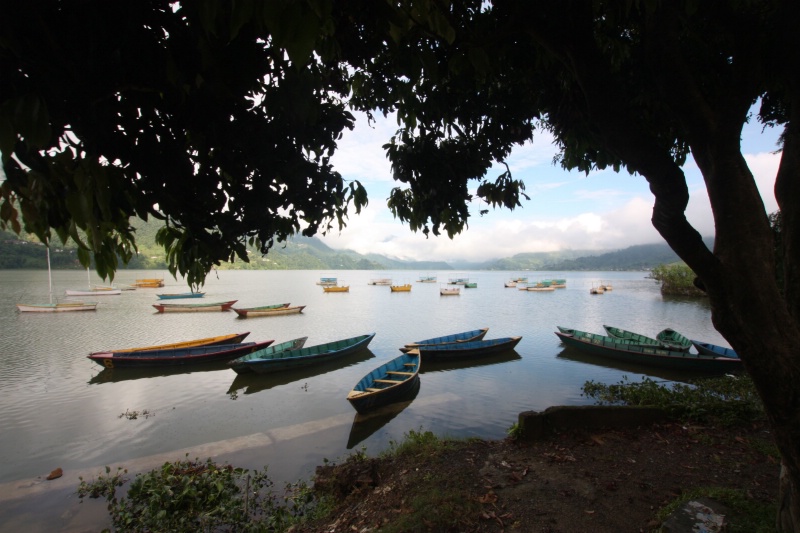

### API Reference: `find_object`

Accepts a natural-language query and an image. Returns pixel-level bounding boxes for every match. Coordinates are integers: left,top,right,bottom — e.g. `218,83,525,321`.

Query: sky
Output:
321,108,782,263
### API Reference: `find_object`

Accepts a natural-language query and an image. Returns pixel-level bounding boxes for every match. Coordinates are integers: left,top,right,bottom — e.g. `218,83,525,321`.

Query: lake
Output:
0,269,727,530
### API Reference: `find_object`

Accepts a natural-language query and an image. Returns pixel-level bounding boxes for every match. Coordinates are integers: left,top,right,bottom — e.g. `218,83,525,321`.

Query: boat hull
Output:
90,332,251,355
17,302,98,312
323,286,349,292
88,340,274,368
414,336,522,360
156,292,205,300
347,352,420,414
152,300,237,313
400,328,489,353
233,305,305,318
229,333,375,374
65,289,122,296
390,284,411,292
691,340,739,358
555,331,742,372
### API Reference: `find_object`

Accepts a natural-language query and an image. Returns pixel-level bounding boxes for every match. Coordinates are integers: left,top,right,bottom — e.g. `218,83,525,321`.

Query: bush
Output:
650,263,706,296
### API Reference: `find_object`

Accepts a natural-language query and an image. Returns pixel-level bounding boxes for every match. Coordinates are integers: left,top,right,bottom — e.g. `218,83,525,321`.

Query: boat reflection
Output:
346,378,421,450
555,346,711,383
227,349,375,396
419,349,521,374
89,363,228,384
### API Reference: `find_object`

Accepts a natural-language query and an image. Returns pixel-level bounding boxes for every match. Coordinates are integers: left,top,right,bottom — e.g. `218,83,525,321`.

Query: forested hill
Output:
0,228,710,271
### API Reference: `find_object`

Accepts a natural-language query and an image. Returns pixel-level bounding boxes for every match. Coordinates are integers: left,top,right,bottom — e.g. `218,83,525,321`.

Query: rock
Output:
46,468,63,480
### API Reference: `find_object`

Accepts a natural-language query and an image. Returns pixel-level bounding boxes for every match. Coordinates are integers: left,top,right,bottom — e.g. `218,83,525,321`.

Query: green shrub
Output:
650,263,706,296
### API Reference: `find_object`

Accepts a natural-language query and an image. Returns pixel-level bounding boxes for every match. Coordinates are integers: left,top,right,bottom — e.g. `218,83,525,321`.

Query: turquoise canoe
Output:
347,352,420,414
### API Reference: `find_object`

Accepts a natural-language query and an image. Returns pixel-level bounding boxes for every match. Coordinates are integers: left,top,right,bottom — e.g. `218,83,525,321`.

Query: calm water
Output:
0,269,727,529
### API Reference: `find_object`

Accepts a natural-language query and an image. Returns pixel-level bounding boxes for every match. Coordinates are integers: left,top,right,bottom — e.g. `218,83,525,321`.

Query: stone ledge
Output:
518,405,668,441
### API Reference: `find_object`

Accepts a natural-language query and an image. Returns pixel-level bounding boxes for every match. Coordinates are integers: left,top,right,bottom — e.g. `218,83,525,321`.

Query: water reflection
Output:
419,349,522,374
89,363,229,384
227,349,375,397
346,378,421,449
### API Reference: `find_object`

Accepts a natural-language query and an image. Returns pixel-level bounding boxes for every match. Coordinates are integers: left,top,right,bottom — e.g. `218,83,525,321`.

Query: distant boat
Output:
134,278,165,288
390,284,411,292
527,282,555,292
368,278,393,286
16,247,98,313
152,300,237,313
690,340,739,359
88,340,274,369
229,333,374,374
440,286,460,296
448,276,469,285
323,285,349,293
599,281,613,291
65,268,122,296
233,304,304,318
400,328,489,353
555,330,742,373
89,332,251,355
316,277,337,286
590,284,605,294
504,280,517,288
464,281,478,289
156,292,205,300
347,352,420,414
417,274,437,283
410,336,522,360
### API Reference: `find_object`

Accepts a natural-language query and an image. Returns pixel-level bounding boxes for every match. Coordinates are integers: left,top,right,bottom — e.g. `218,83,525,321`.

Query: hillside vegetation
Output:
1,223,712,272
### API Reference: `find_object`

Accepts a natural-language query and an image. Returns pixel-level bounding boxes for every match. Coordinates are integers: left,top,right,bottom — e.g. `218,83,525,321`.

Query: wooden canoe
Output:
226,337,309,373
152,300,237,313
323,285,349,292
16,301,98,312
412,336,522,360
559,326,665,348
604,325,691,351
440,287,460,295
690,340,739,358
156,292,205,300
347,352,420,414
229,333,374,374
232,304,304,318
555,331,742,373
134,278,165,288
89,332,251,355
64,288,122,296
88,340,274,368
400,328,489,353
390,284,411,292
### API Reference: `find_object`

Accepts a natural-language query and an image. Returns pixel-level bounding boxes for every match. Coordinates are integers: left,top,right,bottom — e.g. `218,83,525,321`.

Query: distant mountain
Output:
1,226,713,272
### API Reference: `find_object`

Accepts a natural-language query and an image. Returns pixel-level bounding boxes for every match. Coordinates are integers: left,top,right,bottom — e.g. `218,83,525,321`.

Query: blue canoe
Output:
690,340,739,358
411,336,522,360
399,328,489,353
156,292,205,300
347,352,420,414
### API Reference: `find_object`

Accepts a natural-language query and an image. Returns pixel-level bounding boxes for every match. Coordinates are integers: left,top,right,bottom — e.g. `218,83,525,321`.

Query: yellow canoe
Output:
89,332,250,355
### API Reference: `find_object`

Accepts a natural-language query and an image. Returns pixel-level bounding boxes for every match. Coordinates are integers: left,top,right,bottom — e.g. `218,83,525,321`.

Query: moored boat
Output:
134,278,165,288
316,277,337,286
691,340,739,358
323,284,349,292
504,280,517,288
390,284,411,292
411,336,522,360
152,300,237,313
88,340,274,368
89,332,251,355
229,333,375,374
440,286,460,295
368,278,393,286
156,292,205,300
555,331,742,372
233,304,304,318
604,325,691,351
400,327,489,353
347,352,420,414
417,274,437,283
655,328,692,351
17,301,99,312
65,287,122,296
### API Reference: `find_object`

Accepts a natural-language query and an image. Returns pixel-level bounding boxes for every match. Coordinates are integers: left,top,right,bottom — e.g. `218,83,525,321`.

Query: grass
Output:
655,487,777,533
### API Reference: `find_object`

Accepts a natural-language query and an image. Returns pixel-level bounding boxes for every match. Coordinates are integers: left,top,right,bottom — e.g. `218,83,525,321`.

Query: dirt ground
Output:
293,421,779,532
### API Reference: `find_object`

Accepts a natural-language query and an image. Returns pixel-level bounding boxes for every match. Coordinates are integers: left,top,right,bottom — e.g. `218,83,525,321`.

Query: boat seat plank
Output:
374,379,404,384
366,387,384,392
386,371,415,376
403,363,417,367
